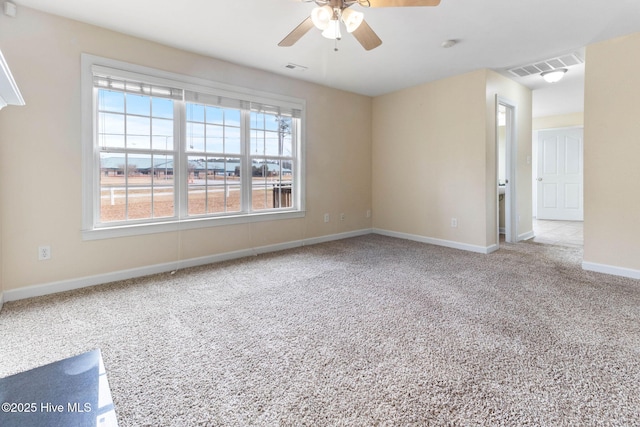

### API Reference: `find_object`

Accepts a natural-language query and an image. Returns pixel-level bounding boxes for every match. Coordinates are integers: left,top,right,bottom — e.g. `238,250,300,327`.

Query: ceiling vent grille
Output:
285,63,308,72
508,52,584,78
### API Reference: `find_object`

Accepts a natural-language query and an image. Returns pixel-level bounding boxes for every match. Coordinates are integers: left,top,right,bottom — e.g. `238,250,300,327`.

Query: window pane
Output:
152,98,173,119
98,113,125,149
251,165,269,210
126,93,150,116
187,157,206,215
152,154,175,218
206,106,224,125
225,109,241,127
251,112,264,130
265,131,279,156
250,128,264,156
100,153,176,222
127,154,152,220
265,116,279,131
206,124,224,153
100,152,126,222
152,118,173,150
225,127,241,154
187,103,205,122
250,113,292,156
186,122,204,152
207,158,241,214
127,116,151,149
98,90,124,113
251,159,292,210
225,184,241,213
279,117,293,156
188,157,242,215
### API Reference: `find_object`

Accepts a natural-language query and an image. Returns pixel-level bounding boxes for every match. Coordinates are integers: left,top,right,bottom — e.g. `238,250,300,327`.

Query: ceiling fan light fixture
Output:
321,18,342,40
311,5,333,30
541,68,567,83
341,8,364,33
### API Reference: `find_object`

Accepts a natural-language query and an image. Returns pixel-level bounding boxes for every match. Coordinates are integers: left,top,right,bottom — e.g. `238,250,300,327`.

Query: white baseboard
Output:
3,229,372,303
301,229,372,247
373,228,498,254
582,261,640,280
519,230,535,241
2,226,548,303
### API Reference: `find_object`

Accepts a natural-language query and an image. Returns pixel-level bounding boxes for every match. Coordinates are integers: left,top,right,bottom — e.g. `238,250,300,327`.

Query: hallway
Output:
532,219,583,248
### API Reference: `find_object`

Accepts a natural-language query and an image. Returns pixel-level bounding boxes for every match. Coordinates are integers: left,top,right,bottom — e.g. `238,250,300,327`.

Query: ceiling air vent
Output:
285,63,308,72
508,52,584,78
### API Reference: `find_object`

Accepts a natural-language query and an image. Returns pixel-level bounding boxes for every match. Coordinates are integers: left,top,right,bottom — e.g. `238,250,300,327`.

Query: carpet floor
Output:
1,235,639,426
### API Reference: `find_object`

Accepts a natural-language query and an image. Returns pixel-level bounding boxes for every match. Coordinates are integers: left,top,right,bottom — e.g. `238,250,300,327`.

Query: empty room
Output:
1,0,639,425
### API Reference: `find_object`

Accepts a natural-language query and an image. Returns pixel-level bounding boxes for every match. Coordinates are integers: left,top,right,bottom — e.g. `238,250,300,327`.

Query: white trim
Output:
83,211,306,241
373,229,498,254
582,261,640,281
497,96,518,244
0,49,25,110
81,53,306,240
519,230,535,241
3,229,372,302
84,55,305,109
302,229,371,246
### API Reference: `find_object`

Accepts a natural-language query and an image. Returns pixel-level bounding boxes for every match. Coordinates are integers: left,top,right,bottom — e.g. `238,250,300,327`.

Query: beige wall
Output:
584,33,640,272
372,70,488,247
0,7,372,292
533,112,584,130
372,69,531,251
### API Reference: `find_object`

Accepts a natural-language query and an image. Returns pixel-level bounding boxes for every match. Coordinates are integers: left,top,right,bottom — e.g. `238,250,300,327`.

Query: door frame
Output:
496,96,518,244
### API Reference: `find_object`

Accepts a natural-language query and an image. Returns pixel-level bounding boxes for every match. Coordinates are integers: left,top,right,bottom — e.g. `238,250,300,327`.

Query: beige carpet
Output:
1,235,639,426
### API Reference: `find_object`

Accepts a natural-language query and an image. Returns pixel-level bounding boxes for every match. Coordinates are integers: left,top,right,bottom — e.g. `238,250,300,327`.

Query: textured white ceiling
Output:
10,0,640,117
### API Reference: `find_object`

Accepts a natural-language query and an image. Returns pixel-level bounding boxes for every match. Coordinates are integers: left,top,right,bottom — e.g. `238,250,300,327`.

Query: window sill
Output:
82,210,305,241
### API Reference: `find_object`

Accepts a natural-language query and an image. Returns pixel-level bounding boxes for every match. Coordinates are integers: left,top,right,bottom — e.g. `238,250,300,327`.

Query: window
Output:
82,55,304,239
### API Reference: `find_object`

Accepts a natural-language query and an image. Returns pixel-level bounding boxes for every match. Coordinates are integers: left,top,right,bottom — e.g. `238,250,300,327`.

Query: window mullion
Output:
149,97,154,218
176,100,187,220
291,118,297,210
124,97,129,221
241,110,251,213
92,88,102,228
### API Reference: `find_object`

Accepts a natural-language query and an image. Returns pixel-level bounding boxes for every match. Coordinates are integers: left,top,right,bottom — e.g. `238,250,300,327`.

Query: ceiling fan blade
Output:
351,19,382,51
368,0,441,7
278,17,315,47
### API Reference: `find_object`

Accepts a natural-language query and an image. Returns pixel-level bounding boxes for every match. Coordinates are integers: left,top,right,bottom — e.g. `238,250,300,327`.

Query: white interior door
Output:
537,128,583,220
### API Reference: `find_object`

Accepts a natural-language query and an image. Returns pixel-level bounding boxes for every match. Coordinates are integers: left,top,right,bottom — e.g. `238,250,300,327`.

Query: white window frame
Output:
81,54,305,240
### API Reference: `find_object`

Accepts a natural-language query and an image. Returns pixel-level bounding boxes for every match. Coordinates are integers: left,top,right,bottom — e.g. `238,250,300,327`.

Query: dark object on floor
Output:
0,349,118,427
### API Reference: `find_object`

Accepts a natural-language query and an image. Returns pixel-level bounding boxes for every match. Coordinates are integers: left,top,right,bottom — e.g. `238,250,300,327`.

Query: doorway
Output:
497,98,517,244
536,128,584,220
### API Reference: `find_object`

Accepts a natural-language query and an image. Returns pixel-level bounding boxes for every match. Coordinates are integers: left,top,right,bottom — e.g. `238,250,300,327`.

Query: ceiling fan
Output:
278,0,442,51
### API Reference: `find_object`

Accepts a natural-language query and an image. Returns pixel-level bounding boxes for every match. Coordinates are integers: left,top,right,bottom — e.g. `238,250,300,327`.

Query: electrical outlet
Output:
38,245,51,261
324,213,330,223
340,213,345,221
451,218,458,228
366,209,371,218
